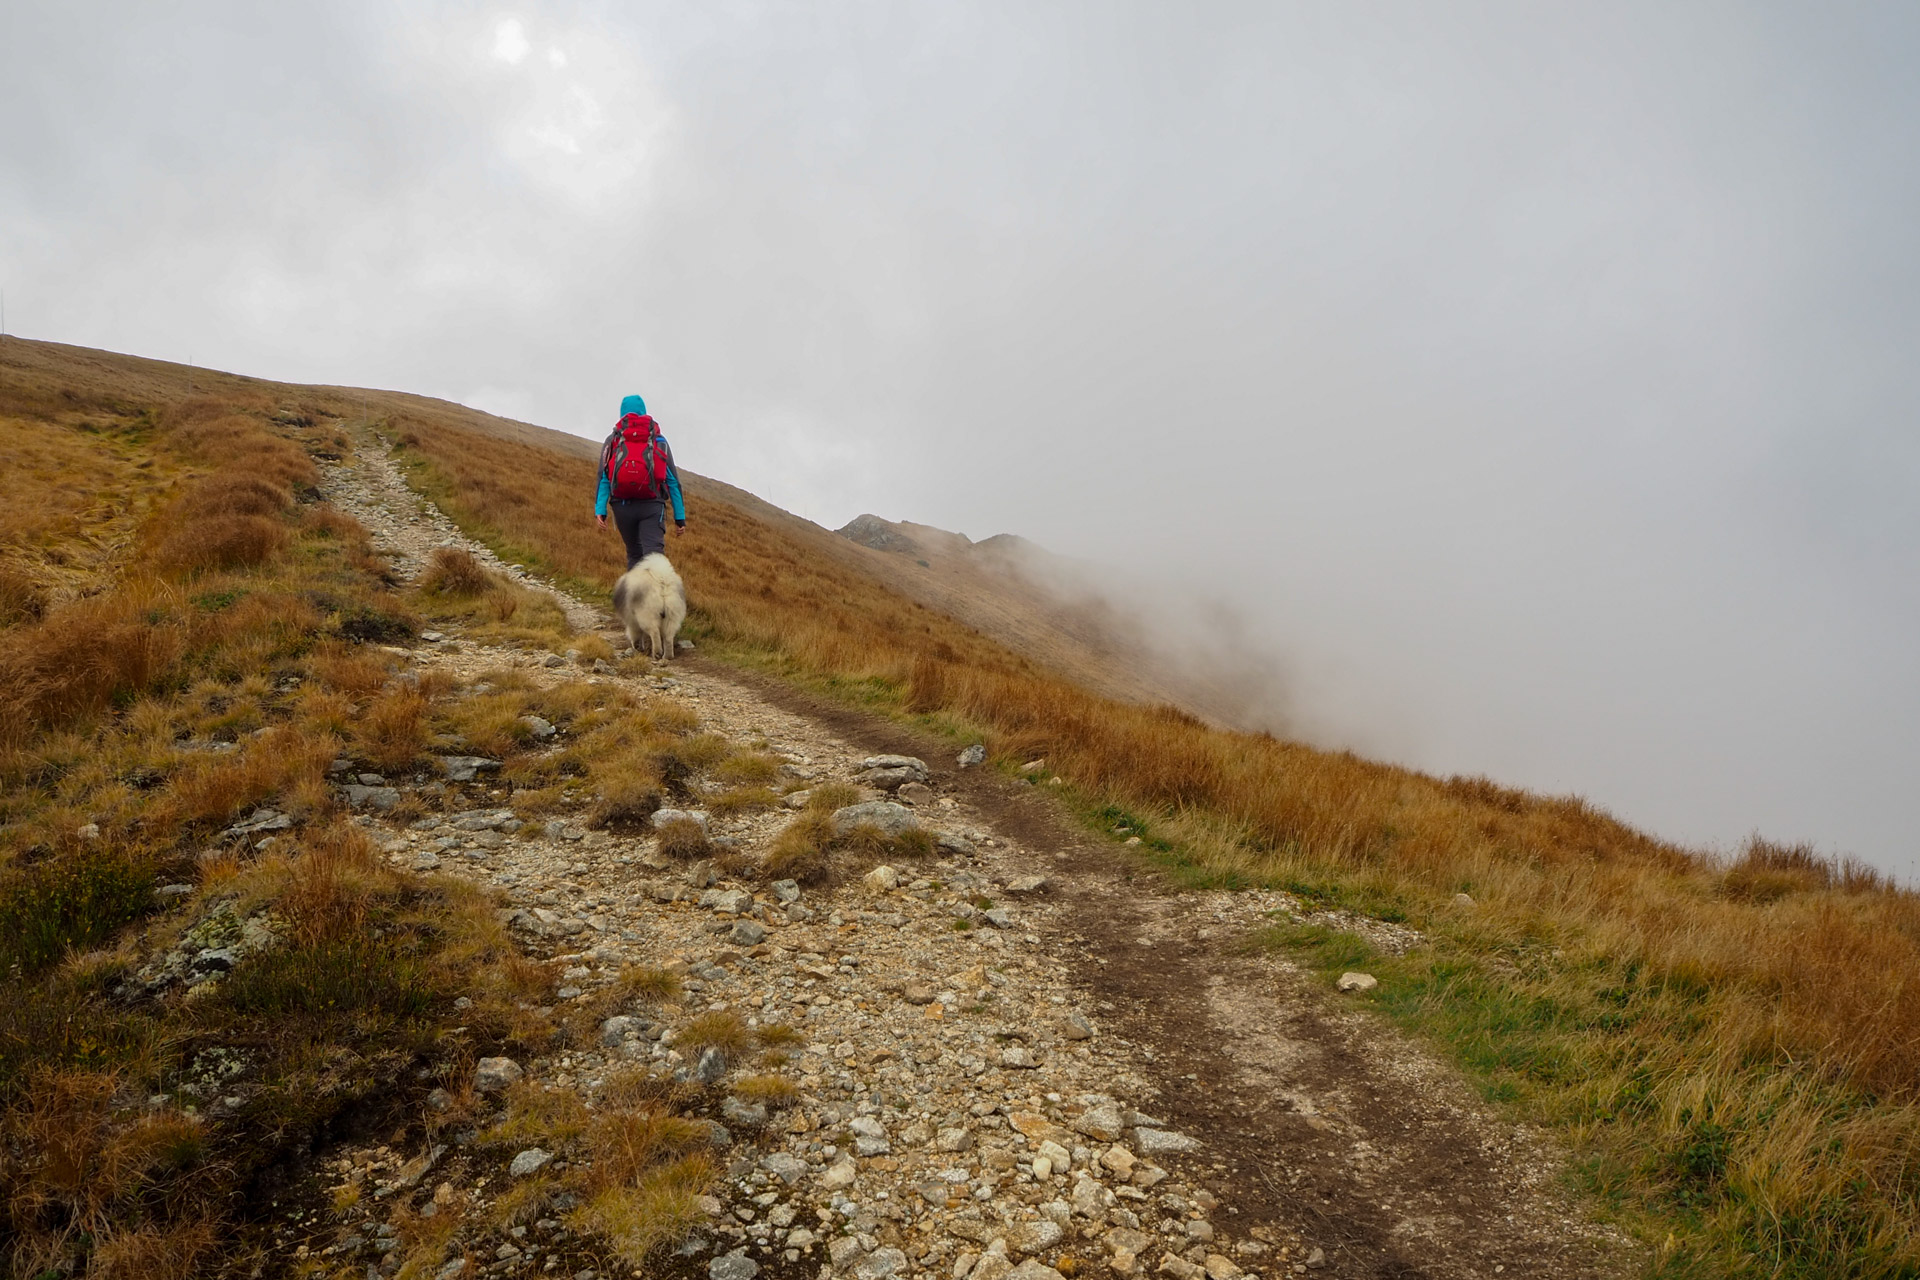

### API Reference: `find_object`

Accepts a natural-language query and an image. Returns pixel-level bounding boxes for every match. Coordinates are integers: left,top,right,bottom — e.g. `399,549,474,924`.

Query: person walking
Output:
595,393,687,568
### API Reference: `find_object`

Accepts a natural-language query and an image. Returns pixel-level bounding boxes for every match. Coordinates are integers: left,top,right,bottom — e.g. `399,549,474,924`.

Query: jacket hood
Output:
620,394,647,417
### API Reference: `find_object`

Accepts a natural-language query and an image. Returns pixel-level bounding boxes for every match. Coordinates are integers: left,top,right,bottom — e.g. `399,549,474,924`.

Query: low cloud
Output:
4,2,1917,871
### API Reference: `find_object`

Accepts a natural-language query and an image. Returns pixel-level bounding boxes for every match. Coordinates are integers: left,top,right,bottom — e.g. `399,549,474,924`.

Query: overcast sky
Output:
5,2,1917,872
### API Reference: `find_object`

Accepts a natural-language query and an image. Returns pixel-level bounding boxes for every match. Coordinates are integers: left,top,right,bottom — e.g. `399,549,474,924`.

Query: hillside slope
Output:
7,337,1920,1278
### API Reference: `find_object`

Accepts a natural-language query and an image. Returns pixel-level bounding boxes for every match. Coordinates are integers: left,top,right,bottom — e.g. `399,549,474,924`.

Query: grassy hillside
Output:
379,382,1920,1277
5,337,1919,1276
0,342,730,1278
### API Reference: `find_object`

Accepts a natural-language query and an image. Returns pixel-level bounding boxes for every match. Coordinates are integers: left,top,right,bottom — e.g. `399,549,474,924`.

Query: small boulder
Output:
729,920,768,947
1006,1219,1063,1255
721,1097,768,1129
474,1057,524,1093
1059,1010,1095,1041
771,879,802,904
342,784,401,810
1336,971,1378,993
862,864,900,893
935,831,978,857
1133,1126,1202,1154
851,1248,908,1279
858,754,928,779
896,781,935,806
652,808,711,834
831,802,920,838
708,1253,759,1280
508,1147,551,1178
520,715,557,739
1005,875,1050,894
436,756,501,783
693,1047,728,1084
600,1015,646,1047
761,1152,809,1185
1073,1102,1127,1142
957,743,987,768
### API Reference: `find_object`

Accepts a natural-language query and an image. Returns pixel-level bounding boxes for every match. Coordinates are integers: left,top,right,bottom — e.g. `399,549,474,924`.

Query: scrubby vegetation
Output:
11,335,1920,1274
0,343,716,1276
381,379,1920,1276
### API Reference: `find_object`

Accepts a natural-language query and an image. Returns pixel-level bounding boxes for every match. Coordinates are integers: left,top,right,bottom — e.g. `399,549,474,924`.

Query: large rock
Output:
761,1152,809,1185
693,1047,728,1084
652,808,711,833
600,1015,648,1046
474,1057,523,1093
860,754,927,776
849,1114,891,1155
1008,1263,1068,1280
831,802,920,838
851,1248,908,1279
1133,1126,1202,1154
437,756,501,782
1073,1102,1128,1142
708,1252,759,1280
859,767,922,791
721,1097,767,1129
1006,1219,1064,1255
342,784,401,810
508,1147,551,1178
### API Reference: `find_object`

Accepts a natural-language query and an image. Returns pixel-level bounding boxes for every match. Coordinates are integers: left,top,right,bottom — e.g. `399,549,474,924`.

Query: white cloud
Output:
492,18,528,65
547,46,567,69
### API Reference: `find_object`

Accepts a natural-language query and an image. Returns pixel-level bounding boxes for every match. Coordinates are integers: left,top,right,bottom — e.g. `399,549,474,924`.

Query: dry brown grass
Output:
351,685,429,773
0,344,564,1277
674,1011,754,1062
419,546,494,597
730,1074,800,1108
381,370,1920,1273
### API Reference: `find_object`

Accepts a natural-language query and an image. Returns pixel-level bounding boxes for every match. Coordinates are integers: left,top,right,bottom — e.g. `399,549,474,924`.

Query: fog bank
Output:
5,2,1917,870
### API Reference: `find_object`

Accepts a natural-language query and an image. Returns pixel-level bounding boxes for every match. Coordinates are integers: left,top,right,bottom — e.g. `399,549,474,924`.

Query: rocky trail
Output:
255,435,1631,1280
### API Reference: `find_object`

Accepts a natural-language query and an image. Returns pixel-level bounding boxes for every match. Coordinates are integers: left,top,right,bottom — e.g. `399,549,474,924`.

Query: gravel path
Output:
285,433,1634,1280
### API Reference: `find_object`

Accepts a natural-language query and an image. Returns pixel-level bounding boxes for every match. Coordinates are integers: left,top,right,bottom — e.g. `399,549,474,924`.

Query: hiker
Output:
595,393,687,569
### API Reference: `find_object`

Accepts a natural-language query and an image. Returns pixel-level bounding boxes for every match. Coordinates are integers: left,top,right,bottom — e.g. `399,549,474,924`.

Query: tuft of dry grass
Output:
653,817,712,859
674,1011,753,1062
419,547,494,597
351,685,429,773
730,1074,800,1108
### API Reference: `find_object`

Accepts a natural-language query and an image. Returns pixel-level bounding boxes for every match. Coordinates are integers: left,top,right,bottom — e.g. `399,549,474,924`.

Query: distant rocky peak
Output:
836,514,921,555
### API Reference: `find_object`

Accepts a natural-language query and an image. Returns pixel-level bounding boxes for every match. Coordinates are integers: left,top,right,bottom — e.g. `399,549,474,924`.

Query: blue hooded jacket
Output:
595,393,686,520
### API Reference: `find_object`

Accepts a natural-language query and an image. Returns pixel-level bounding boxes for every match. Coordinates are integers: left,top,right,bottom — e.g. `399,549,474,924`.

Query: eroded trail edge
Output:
298,432,1630,1280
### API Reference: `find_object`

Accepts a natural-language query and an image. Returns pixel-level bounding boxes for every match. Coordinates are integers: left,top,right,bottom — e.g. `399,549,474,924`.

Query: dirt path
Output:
297,432,1633,1280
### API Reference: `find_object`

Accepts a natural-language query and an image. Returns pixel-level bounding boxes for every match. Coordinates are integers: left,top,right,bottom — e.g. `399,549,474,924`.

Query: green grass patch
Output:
0,851,155,976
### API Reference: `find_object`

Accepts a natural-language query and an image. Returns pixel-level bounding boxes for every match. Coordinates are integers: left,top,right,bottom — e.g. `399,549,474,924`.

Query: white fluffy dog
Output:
611,553,687,661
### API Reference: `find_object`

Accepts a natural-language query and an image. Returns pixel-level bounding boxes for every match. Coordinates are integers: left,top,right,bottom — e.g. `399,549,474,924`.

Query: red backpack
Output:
605,413,668,501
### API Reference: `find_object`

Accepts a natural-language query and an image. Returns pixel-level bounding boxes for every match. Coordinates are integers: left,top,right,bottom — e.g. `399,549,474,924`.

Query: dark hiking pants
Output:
611,498,666,570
